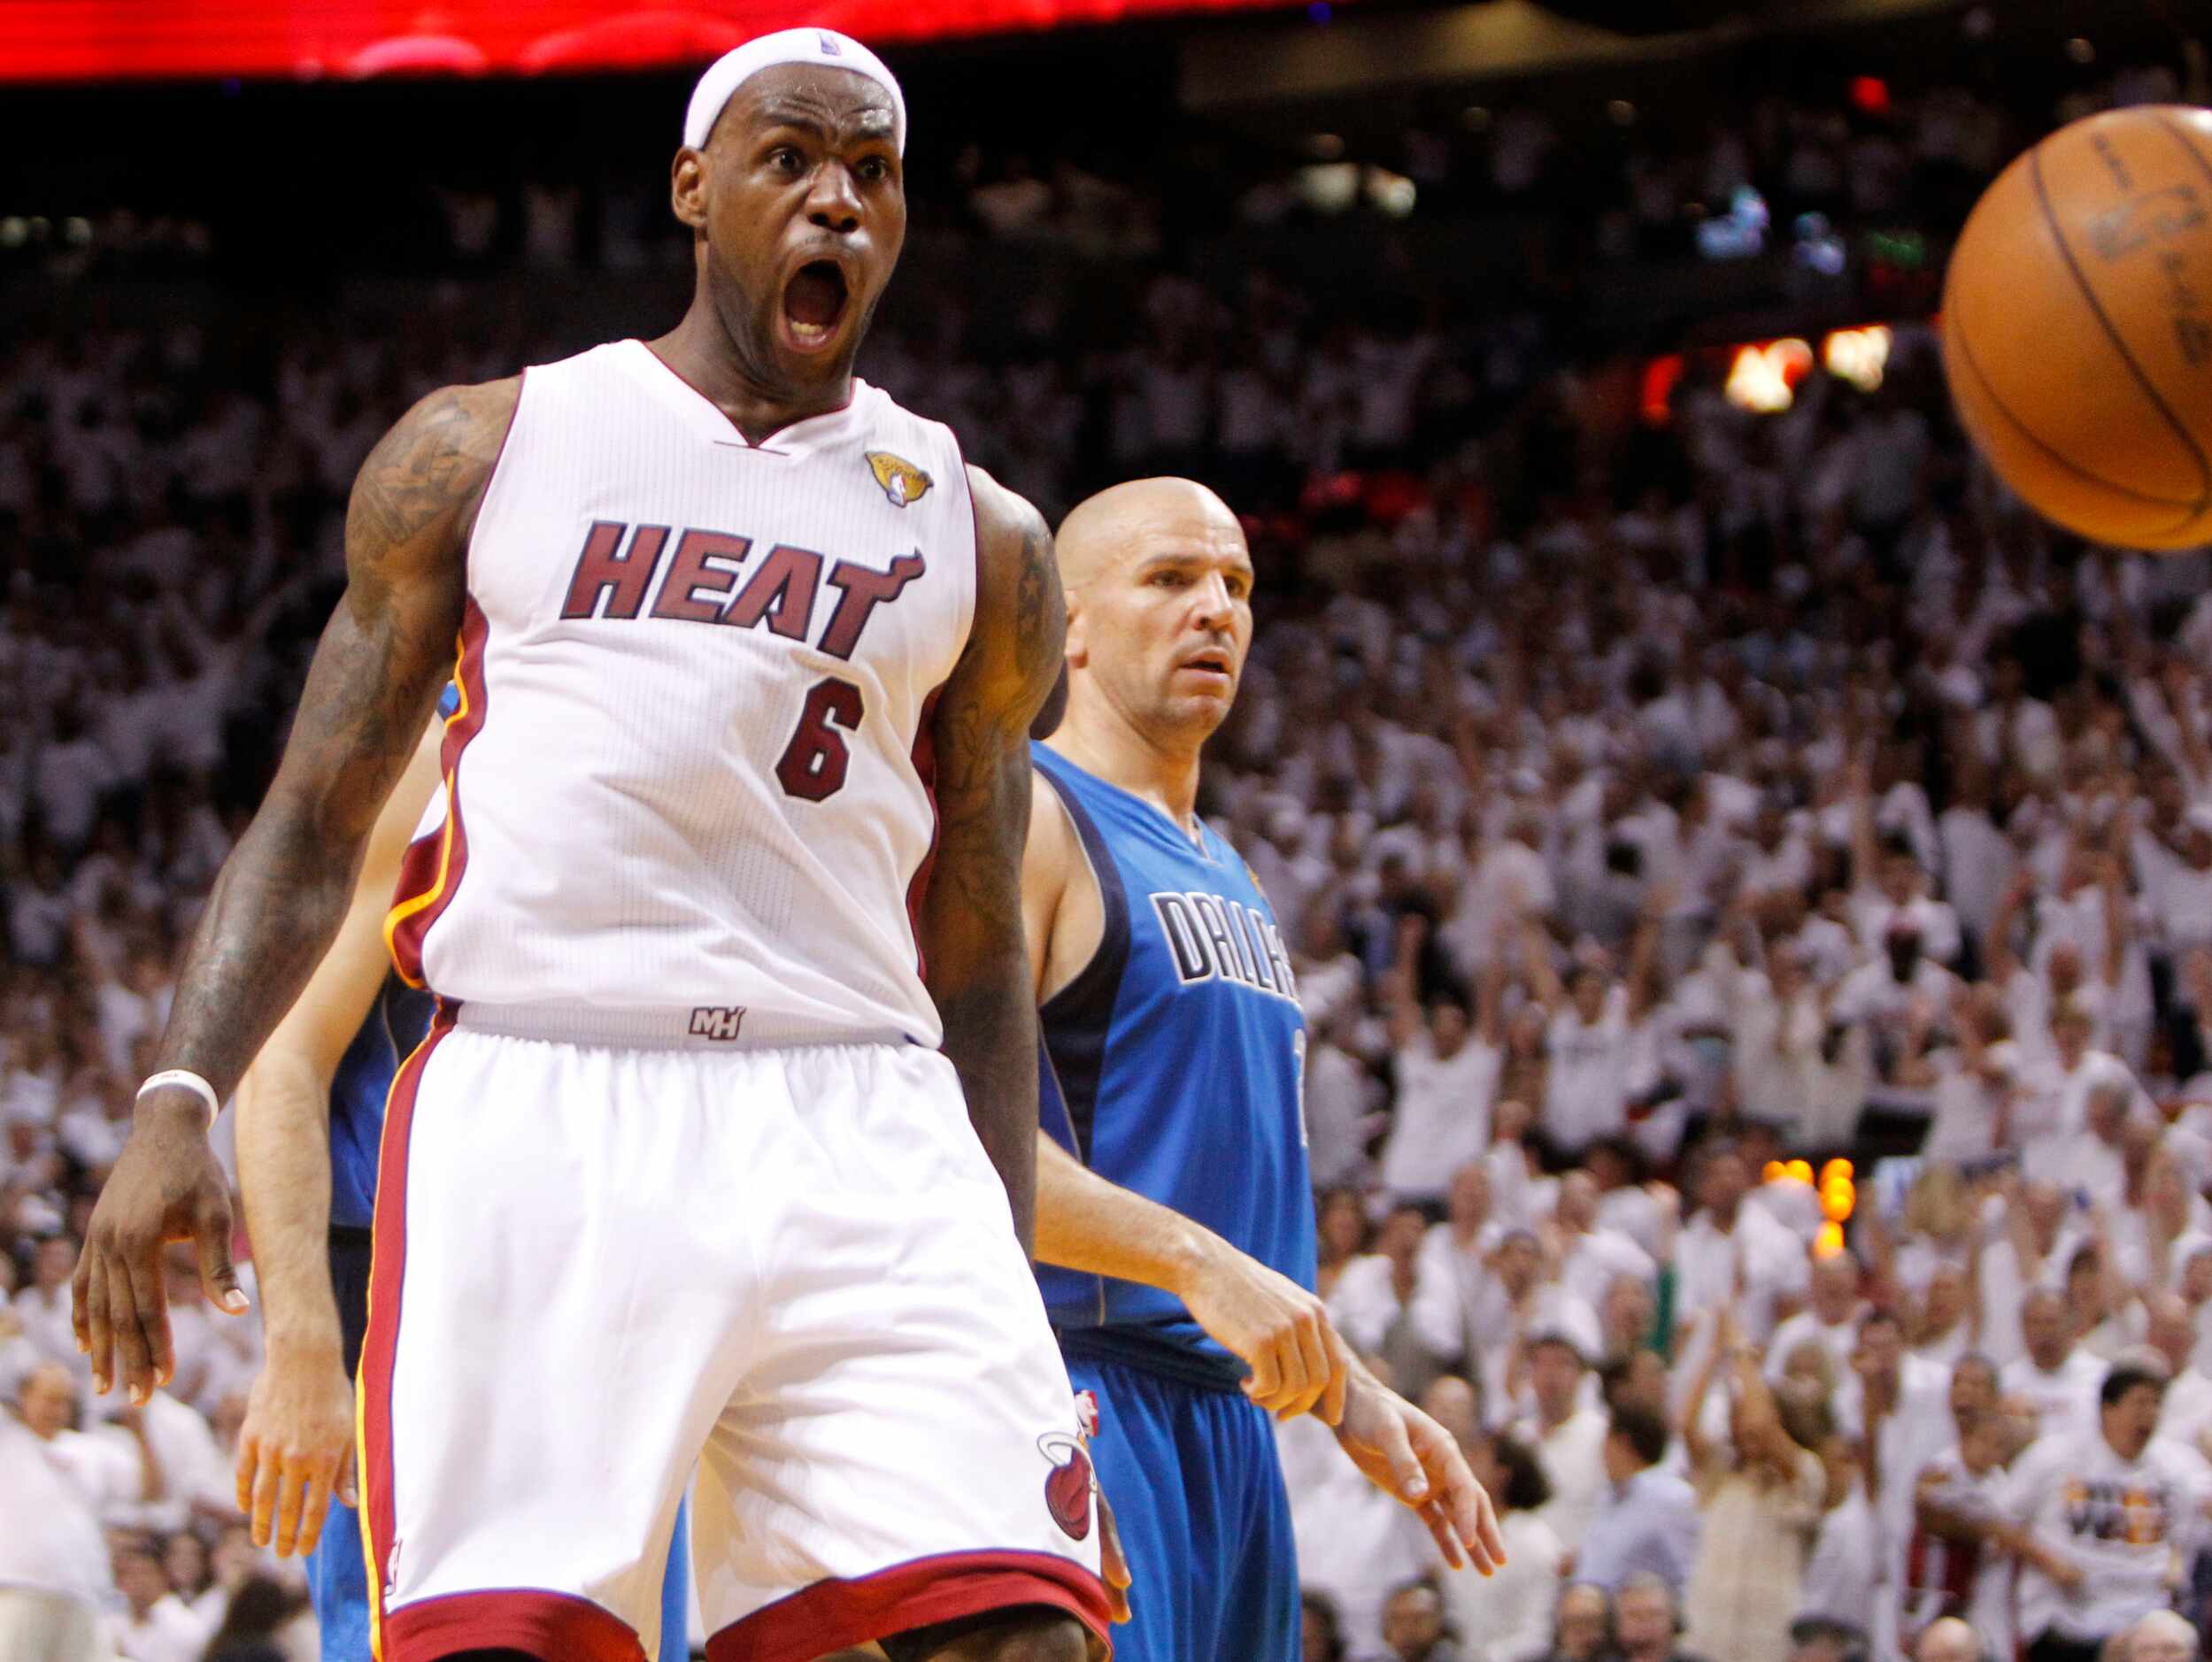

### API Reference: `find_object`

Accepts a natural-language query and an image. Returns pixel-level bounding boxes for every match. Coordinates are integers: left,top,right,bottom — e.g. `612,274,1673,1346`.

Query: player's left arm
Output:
1332,1356,1507,1575
919,466,1066,1254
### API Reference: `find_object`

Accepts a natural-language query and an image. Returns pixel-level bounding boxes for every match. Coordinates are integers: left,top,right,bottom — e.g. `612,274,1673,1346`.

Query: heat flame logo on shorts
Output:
1037,1432,1094,1543
867,450,933,508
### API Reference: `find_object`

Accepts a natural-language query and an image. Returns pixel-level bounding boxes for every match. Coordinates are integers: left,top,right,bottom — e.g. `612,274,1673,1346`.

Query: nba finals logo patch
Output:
867,451,932,508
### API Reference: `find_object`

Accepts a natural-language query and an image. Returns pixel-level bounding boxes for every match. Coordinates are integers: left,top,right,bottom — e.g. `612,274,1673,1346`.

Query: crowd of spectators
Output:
4,37,2211,1662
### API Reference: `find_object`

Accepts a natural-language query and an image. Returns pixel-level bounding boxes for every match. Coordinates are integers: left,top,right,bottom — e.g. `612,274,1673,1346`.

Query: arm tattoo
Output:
151,380,513,1111
922,480,1066,1252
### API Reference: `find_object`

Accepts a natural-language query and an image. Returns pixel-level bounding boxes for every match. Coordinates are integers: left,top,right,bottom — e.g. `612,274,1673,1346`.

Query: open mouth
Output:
781,259,850,352
1179,650,1233,681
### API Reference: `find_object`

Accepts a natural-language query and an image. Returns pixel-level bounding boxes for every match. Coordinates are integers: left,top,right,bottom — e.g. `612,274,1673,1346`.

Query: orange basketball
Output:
1939,104,2212,550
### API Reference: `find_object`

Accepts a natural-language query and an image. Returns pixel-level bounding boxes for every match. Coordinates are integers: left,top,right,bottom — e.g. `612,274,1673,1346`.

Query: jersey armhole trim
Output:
460,366,529,583
946,427,982,670
1036,761,1130,1030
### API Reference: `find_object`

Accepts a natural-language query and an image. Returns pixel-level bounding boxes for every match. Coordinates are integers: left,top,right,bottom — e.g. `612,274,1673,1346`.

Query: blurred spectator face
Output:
1380,1207,1428,1272
1319,1190,1368,1262
1921,1264,1968,1335
1957,1411,2005,1476
1556,1586,1613,1662
1432,999,1471,1055
1616,1581,1676,1659
2066,1251,2107,1327
1495,1232,1540,1297
1854,1312,1903,1381
1421,1374,1481,1450
1609,1347,1669,1419
165,1529,209,1596
1569,966,1607,1023
1810,1253,1859,1324
2102,1381,2163,1459
1604,1276,1656,1353
1383,1583,1445,1660
1530,1338,1584,1422
1950,1355,1999,1420
2022,1289,2069,1369
1507,1005,1547,1057
1448,1163,1491,1230
33,1234,75,1291
18,1361,75,1439
114,1548,167,1617
2047,943,2085,998
1881,848,1921,904
1558,1172,1599,1233
1697,1148,1749,1219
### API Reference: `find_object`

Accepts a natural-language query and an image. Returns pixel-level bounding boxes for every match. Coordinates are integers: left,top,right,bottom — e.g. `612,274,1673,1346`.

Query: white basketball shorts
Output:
358,1011,1110,1662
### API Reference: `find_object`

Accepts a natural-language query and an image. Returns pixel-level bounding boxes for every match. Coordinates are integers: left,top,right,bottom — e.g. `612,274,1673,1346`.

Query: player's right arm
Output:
232,720,442,1559
1021,776,1353,1426
73,377,517,1406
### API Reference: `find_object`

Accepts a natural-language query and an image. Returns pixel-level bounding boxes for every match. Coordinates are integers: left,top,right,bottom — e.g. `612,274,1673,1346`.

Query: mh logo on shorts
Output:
688,1006,746,1041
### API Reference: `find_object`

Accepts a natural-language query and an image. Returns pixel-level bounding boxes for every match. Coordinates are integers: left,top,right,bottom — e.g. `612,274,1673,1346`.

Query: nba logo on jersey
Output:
867,450,932,507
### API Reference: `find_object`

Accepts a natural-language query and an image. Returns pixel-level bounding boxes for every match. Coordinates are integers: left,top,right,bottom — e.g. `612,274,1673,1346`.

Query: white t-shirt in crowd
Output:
1380,1033,1499,1204
1672,1203,1809,1344
2000,1350,2107,1442
1511,1404,1610,1548
1556,1226,1657,1314
1543,988,1643,1153
1276,1412,1431,1659
0,1418,114,1605
1441,1505,1565,1662
2005,1426,2208,1643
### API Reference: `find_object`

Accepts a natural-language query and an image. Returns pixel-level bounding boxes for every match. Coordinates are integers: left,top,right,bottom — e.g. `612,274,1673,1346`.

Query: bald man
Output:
2123,1610,2198,1662
1913,1617,1984,1662
1022,478,1501,1662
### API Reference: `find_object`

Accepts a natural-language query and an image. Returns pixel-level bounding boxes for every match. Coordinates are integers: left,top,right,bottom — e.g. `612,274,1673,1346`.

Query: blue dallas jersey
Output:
326,977,435,1230
1033,743,1318,1389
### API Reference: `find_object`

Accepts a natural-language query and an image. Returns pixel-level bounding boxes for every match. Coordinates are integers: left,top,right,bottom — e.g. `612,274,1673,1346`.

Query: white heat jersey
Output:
386,339,976,1047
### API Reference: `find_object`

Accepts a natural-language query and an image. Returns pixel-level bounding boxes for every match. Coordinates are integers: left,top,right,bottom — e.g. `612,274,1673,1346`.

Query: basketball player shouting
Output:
1025,478,1506,1661
74,31,1119,1662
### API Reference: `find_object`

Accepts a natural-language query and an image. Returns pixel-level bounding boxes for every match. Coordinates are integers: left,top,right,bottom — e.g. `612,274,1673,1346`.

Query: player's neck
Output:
1050,706,1203,834
648,312,852,446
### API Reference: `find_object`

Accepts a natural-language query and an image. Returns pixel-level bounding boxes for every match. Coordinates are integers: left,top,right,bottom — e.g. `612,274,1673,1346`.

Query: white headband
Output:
683,28,906,157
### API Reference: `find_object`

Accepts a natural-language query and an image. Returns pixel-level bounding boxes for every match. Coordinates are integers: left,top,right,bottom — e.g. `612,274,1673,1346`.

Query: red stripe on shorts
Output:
705,1549,1114,1662
358,1004,459,1659
382,1588,645,1662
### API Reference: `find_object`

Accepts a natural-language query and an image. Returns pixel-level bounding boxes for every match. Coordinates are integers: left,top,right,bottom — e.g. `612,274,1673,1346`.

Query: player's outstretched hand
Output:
72,1095,249,1404
236,1343,358,1559
1175,1235,1353,1424
1333,1366,1506,1575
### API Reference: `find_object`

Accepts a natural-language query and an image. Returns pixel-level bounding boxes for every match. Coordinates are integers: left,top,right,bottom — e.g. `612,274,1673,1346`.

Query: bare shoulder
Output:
960,463,1061,699
345,376,522,568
